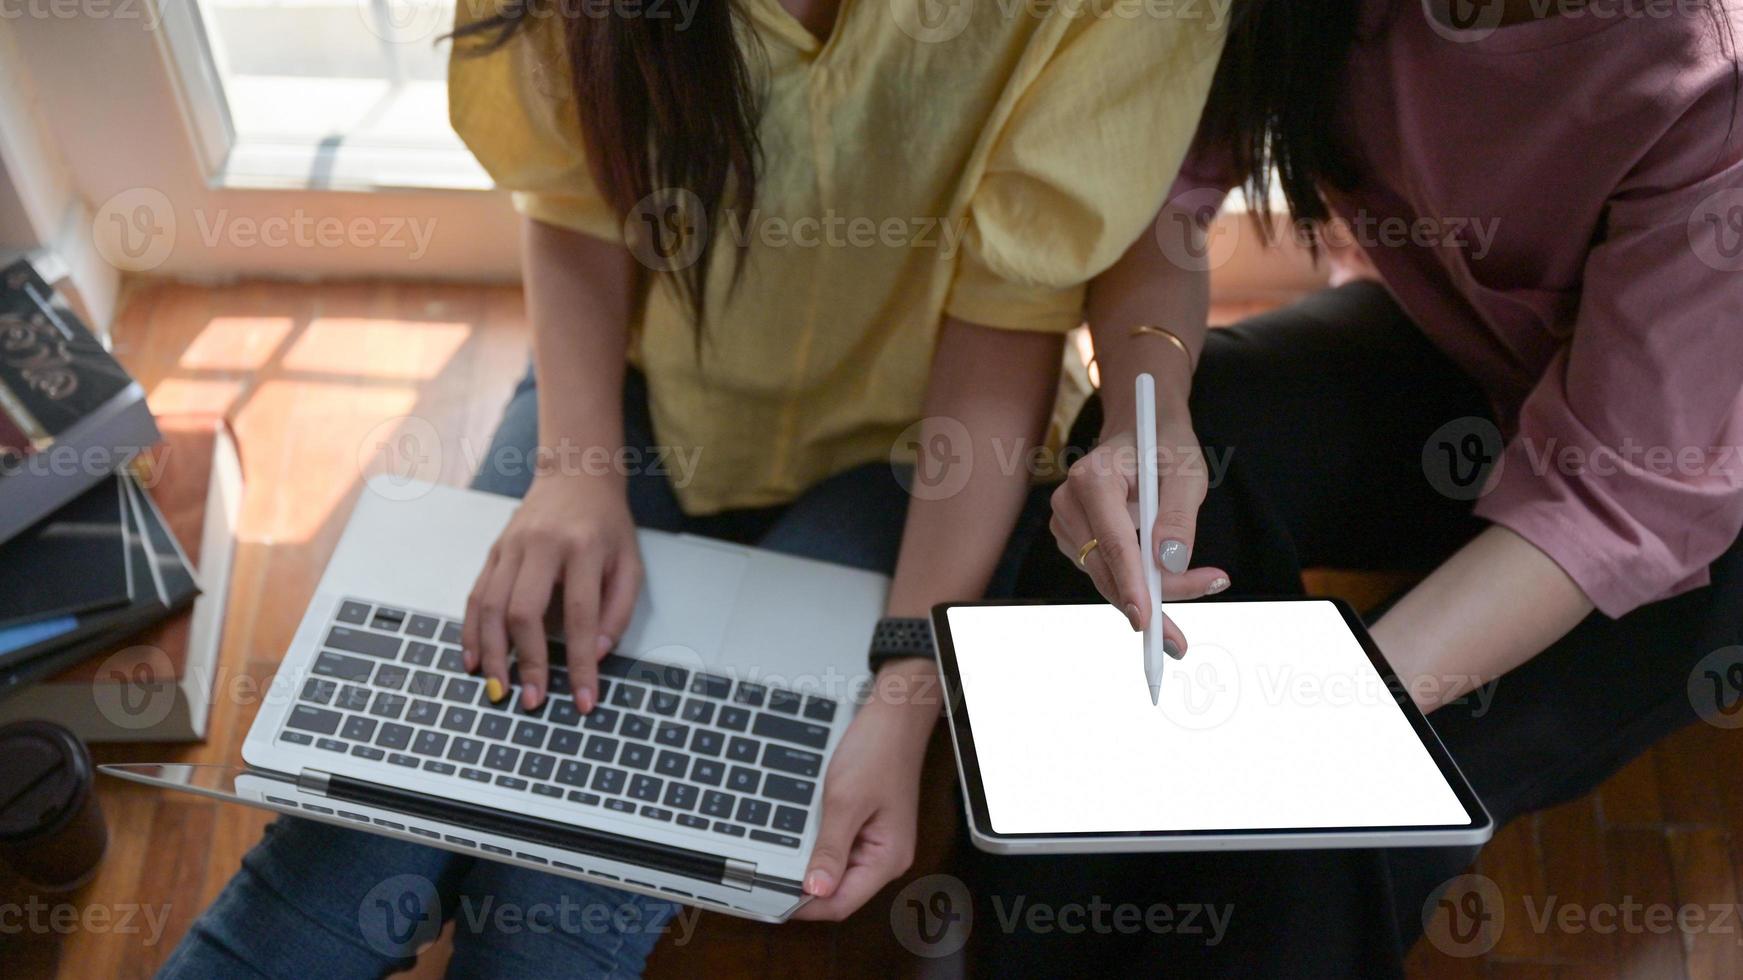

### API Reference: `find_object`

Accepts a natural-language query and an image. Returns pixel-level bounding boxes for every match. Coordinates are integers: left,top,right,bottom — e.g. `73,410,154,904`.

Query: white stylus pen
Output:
1136,373,1166,705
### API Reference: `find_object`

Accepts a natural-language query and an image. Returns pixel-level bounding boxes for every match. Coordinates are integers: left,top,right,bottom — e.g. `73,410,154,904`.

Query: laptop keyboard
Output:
278,597,840,849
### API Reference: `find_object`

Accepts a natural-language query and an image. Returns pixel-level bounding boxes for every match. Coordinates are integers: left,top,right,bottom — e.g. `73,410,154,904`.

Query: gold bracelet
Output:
1129,324,1197,373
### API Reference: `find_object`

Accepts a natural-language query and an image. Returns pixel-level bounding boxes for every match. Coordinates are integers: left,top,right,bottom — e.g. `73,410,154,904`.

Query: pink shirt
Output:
1179,2,1743,618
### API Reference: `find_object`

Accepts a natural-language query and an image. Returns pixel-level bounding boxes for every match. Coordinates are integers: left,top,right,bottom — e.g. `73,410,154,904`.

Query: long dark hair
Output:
451,0,761,324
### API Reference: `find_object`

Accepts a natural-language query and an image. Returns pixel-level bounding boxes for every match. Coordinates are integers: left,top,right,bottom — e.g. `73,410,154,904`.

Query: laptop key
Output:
326,627,402,660
440,621,463,645
629,774,663,802
773,805,808,834
375,665,409,690
443,677,480,703
691,759,724,786
726,737,759,763
549,730,584,755
281,731,314,746
753,712,831,750
750,830,801,848
690,730,724,756
556,760,592,788
460,767,491,783
733,682,767,707
680,699,715,724
763,774,817,805
301,678,337,705
649,691,681,716
369,608,407,632
495,776,528,791
287,705,342,735
519,752,556,781
763,744,823,777
736,798,770,826
547,670,571,697
655,750,688,777
677,813,709,830
532,783,563,800
654,722,688,747
620,743,654,770
336,685,372,712
640,806,674,822
768,690,802,715
407,614,440,639
802,696,838,723
700,791,735,818
512,720,549,748
583,736,619,763
317,737,348,754
441,706,478,734
610,683,646,710
548,699,582,727
717,706,751,732
336,600,371,625
664,782,699,811
412,730,448,757
388,753,419,768
404,641,438,667
621,713,654,740
423,760,457,776
369,692,408,719
727,767,760,794
376,723,413,750
582,706,620,732
478,715,512,740
409,671,444,697
313,652,374,682
713,822,746,838
448,737,484,764
568,790,602,806
605,798,636,814
407,700,441,726
350,745,385,761
484,745,521,773
438,647,465,672
341,716,377,741
690,673,731,699
591,767,627,795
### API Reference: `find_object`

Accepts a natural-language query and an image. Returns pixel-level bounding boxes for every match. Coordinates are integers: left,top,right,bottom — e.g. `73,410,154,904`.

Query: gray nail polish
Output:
1164,639,1184,660
1159,539,1189,575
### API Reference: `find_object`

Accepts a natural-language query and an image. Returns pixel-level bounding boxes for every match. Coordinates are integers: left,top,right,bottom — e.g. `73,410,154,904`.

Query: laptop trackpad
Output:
616,533,747,666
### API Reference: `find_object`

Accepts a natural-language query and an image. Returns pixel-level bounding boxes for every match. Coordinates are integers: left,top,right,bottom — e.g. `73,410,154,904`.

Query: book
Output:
0,475,135,629
0,258,160,546
0,416,241,741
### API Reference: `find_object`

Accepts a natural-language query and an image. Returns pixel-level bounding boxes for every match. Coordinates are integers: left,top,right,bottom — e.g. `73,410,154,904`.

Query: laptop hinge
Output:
297,768,332,795
722,858,757,891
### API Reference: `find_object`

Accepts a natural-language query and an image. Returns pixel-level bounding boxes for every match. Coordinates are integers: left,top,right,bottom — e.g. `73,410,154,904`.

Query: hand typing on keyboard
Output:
461,476,641,713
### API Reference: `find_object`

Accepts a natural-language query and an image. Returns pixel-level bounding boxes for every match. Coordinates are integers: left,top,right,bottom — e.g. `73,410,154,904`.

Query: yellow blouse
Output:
450,0,1223,514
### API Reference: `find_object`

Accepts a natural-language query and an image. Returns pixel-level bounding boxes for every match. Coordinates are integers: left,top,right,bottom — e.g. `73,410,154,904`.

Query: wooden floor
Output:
2,280,1738,979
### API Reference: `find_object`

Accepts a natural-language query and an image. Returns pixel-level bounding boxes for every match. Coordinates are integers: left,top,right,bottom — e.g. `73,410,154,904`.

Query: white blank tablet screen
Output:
947,601,1471,834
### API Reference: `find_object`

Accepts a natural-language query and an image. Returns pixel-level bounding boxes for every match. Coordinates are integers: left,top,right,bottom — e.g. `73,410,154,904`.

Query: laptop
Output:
106,477,889,921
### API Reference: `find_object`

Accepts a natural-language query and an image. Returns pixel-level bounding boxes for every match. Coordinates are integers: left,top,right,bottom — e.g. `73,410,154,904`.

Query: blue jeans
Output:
164,369,1044,978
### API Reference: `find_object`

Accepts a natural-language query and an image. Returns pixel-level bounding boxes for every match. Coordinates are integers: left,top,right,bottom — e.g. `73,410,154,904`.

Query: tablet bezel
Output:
931,597,1494,853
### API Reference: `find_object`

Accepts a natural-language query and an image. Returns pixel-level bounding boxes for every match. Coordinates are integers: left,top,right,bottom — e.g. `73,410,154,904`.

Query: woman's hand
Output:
461,474,641,712
1050,416,1230,655
791,689,935,921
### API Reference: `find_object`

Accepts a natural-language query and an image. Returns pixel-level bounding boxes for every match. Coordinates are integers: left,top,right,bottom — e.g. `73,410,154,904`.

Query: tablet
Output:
932,598,1492,853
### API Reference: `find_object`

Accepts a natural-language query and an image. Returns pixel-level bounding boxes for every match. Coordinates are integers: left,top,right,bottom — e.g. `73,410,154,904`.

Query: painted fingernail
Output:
1208,576,1230,595
485,677,507,703
804,869,834,897
577,688,595,713
522,683,542,708
596,634,614,655
1164,639,1185,660
1159,539,1189,575
1123,603,1141,631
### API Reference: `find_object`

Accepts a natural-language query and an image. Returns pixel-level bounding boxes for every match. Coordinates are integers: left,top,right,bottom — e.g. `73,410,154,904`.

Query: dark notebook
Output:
0,475,134,628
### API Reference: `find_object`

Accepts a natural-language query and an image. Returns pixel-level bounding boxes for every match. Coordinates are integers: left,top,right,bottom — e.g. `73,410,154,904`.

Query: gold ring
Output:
1076,537,1100,568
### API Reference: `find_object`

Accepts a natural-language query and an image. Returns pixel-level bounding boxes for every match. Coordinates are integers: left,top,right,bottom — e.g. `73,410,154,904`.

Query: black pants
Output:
965,282,1743,977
